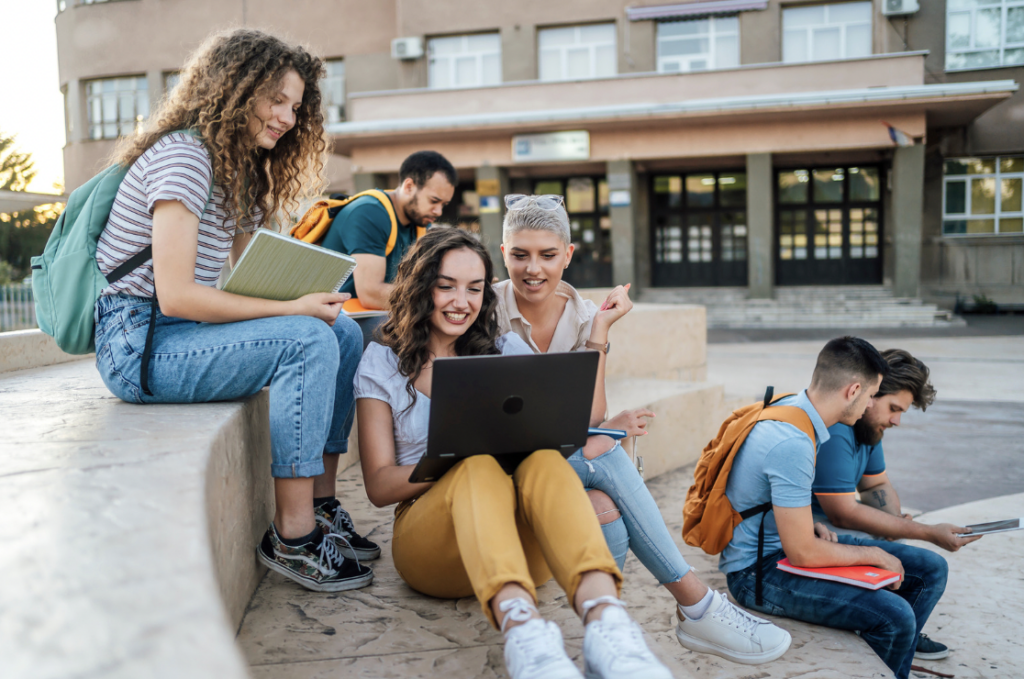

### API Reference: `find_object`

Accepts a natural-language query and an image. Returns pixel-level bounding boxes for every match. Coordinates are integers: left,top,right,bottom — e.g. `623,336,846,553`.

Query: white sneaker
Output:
582,597,674,679
675,590,791,665
504,619,583,679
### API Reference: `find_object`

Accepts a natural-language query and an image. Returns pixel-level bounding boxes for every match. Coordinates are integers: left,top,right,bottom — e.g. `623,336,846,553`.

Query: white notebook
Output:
223,229,356,301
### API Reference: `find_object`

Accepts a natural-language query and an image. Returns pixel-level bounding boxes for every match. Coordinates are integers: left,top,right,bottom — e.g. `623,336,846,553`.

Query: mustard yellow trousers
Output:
392,449,621,629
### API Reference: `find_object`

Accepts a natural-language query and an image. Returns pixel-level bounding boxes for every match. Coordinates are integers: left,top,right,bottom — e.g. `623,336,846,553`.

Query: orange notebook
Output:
343,298,388,319
776,558,900,590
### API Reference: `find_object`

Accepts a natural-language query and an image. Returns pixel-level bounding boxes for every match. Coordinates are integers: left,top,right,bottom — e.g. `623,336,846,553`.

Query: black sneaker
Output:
257,523,373,592
315,498,382,560
914,633,949,660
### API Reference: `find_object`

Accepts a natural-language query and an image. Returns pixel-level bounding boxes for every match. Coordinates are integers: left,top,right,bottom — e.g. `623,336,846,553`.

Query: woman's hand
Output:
593,283,632,331
288,292,350,325
601,407,655,438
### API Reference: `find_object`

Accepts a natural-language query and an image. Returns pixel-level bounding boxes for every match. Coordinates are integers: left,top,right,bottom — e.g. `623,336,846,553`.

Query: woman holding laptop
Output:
356,226,672,679
494,195,791,665
91,29,376,593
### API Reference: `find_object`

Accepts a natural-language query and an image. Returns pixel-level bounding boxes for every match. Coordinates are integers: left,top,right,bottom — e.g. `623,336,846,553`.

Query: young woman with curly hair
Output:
355,226,672,679
495,196,792,666
92,28,376,593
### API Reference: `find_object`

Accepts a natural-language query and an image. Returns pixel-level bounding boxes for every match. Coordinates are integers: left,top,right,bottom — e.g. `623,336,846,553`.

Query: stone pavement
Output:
237,461,1024,679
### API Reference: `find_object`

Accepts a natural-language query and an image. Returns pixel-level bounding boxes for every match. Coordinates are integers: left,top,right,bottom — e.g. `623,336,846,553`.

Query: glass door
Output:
775,166,883,285
534,177,612,288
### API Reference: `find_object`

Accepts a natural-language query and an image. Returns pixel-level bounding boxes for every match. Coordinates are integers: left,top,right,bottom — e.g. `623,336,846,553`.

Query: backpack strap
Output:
742,385,817,607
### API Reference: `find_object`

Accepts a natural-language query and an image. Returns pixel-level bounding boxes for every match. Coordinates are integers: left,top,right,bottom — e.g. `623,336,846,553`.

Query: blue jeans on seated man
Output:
726,535,948,679
94,294,362,479
567,443,691,584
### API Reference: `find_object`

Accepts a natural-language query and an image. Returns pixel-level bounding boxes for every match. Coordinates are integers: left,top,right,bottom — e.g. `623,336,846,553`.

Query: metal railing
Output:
0,284,37,332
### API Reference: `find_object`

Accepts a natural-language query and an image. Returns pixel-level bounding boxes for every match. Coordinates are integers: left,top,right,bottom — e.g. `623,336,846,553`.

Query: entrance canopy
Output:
329,53,1016,173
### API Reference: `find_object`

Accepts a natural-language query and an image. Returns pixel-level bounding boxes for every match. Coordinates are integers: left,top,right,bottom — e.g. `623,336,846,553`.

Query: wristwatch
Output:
585,340,610,354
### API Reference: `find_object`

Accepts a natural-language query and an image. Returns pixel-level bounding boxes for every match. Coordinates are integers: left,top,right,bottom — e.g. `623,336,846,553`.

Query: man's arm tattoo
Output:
871,489,887,507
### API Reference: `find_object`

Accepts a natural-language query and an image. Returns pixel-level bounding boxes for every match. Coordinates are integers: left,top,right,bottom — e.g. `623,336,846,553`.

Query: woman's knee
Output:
453,454,510,487
331,315,363,358
587,490,621,524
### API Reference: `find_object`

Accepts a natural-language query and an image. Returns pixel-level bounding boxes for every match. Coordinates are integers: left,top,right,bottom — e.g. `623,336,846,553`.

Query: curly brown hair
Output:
111,28,327,225
376,227,502,406
878,348,937,411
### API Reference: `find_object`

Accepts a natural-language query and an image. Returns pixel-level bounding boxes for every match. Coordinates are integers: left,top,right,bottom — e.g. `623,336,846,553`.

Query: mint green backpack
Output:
31,130,208,392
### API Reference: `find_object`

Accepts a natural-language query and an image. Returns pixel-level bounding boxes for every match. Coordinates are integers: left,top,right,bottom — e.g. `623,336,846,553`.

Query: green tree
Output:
0,131,38,191
0,131,60,281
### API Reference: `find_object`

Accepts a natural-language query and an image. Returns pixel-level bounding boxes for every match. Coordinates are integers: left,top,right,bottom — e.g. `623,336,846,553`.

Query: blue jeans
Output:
726,536,948,679
94,294,363,479
567,444,690,584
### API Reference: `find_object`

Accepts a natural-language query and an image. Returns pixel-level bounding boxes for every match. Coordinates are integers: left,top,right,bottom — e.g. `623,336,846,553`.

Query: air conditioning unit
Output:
882,0,919,16
391,37,424,60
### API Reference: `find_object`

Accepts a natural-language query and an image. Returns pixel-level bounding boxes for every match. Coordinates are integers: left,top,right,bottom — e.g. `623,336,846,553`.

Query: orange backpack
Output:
683,387,816,604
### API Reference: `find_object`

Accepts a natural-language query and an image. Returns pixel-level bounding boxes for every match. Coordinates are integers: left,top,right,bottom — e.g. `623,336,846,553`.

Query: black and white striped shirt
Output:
96,132,260,298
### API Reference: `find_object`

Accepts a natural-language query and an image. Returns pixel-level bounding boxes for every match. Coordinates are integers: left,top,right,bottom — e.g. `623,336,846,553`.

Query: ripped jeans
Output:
567,443,691,584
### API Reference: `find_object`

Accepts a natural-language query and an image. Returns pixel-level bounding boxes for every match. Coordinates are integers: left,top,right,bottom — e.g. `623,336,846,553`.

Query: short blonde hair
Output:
502,199,571,245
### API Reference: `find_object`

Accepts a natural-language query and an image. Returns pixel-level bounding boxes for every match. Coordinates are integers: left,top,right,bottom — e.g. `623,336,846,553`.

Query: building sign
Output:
512,131,590,163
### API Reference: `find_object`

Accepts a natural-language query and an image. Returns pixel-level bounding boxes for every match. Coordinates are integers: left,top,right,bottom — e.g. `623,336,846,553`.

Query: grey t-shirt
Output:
353,334,533,466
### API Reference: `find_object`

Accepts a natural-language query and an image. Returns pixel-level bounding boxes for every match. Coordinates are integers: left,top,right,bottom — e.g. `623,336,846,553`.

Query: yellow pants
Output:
392,449,621,629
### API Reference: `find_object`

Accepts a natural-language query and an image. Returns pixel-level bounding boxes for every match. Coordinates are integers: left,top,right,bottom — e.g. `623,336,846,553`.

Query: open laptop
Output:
408,351,599,483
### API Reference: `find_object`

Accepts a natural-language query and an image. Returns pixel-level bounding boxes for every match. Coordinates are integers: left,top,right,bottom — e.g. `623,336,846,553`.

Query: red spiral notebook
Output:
776,558,901,590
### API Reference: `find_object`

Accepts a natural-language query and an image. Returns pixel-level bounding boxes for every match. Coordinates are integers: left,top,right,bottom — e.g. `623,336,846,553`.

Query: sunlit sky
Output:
0,1,64,195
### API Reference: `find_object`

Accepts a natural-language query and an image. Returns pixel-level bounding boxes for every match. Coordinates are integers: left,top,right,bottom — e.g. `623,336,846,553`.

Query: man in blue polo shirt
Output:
813,348,981,661
721,337,949,679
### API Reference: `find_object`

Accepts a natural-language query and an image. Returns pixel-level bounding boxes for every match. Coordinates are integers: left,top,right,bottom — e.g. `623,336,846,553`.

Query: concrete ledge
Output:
607,377,725,480
0,356,272,678
0,329,85,374
576,292,708,382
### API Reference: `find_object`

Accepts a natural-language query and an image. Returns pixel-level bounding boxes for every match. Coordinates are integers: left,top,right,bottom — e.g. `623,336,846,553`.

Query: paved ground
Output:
237,325,1024,678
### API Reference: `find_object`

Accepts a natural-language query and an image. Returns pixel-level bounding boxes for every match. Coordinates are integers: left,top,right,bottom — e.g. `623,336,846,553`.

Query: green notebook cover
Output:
222,229,357,301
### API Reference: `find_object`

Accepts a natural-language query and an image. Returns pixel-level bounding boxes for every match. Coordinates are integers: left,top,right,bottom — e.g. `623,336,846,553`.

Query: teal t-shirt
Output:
319,194,415,297
811,423,886,515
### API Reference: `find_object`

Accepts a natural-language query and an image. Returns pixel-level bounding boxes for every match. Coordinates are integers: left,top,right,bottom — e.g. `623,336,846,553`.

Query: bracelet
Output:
585,340,610,354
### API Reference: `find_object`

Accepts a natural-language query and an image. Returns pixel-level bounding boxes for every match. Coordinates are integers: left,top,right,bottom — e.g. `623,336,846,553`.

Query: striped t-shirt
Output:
96,132,260,298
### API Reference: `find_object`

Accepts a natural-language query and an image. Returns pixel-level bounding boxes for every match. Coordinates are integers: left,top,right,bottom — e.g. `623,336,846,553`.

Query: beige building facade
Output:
56,0,1023,306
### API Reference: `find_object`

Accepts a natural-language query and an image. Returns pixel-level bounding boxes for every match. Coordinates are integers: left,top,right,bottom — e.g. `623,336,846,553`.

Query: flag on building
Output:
882,121,914,147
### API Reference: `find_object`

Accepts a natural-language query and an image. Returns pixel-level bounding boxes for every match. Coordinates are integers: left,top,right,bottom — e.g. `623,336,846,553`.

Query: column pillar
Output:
892,144,925,299
607,160,637,288
476,165,509,279
746,153,774,299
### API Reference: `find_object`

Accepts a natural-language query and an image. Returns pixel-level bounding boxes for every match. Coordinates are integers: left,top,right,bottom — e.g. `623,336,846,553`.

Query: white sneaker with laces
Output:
675,590,791,665
581,596,674,679
501,598,582,679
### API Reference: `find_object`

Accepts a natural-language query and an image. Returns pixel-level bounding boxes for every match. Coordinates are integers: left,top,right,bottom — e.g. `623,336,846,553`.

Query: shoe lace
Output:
584,596,649,661
498,597,538,634
333,506,357,537
319,531,361,573
504,619,563,669
714,596,764,637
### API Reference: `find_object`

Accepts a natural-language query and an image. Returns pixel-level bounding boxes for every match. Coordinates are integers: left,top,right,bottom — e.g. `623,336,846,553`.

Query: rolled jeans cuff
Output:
324,442,349,455
271,458,326,479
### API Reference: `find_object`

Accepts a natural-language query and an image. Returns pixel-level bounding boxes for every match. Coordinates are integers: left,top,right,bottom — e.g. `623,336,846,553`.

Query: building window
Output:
538,23,617,81
428,34,501,89
782,1,872,63
86,76,148,140
657,16,739,72
322,59,346,123
943,157,1024,235
946,0,1024,71
164,72,180,94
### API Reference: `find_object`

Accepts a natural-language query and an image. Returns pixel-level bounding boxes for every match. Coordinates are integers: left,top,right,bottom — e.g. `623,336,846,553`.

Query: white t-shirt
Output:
353,334,533,466
96,132,261,298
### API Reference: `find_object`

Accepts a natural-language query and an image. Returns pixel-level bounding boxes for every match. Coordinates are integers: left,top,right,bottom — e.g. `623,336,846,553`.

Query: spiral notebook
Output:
223,229,356,301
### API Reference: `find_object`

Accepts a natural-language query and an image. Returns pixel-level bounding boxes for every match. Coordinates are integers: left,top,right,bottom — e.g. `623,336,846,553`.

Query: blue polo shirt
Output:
719,390,831,574
811,423,886,515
